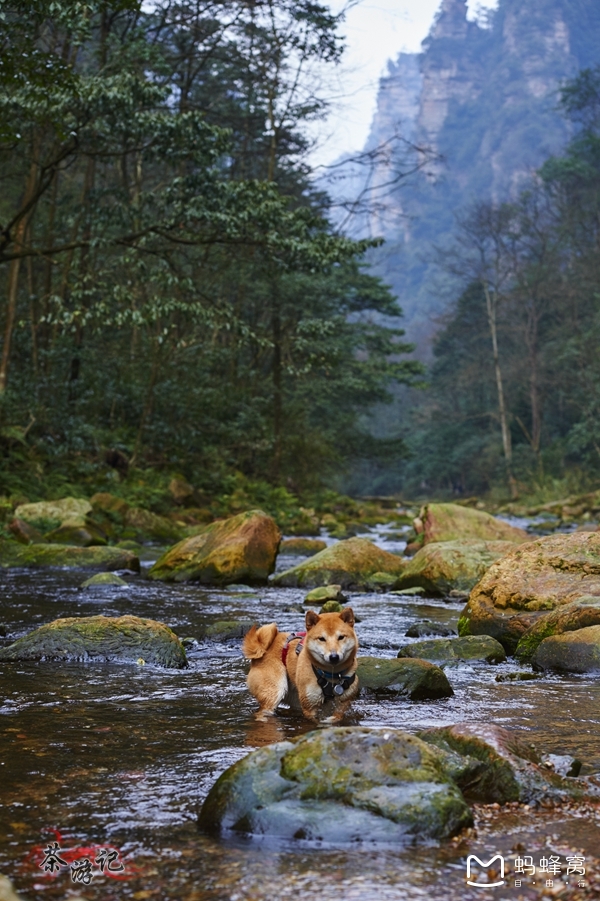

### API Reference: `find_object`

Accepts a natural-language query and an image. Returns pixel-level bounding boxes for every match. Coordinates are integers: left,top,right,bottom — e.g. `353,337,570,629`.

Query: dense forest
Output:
0,0,422,506
391,65,600,501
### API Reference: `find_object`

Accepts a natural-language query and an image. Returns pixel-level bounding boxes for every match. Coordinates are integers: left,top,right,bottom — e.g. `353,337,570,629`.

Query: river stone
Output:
198,727,473,843
458,532,600,653
8,518,45,545
14,497,92,530
0,614,186,667
0,540,139,572
395,540,515,597
303,584,346,605
515,596,600,661
418,724,588,804
406,621,457,638
357,656,453,699
279,538,327,556
532,624,600,673
397,635,506,665
123,507,183,543
149,509,281,585
320,600,344,613
415,503,528,546
202,620,255,640
168,477,196,506
80,572,128,589
44,521,107,547
90,492,131,519
273,537,404,591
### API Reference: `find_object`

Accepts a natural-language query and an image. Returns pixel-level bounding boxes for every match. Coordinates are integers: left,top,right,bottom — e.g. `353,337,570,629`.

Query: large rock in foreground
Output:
418,723,589,803
0,615,186,667
515,596,600,661
357,656,453,699
532,625,600,673
198,727,473,843
149,509,280,584
414,503,528,547
459,532,600,652
395,540,515,596
272,537,404,591
0,540,139,572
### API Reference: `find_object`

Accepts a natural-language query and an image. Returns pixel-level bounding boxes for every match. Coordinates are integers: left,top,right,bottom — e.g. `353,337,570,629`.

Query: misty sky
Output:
311,0,499,167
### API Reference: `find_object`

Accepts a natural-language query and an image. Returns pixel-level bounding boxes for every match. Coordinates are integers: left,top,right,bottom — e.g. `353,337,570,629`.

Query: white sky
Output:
311,0,499,166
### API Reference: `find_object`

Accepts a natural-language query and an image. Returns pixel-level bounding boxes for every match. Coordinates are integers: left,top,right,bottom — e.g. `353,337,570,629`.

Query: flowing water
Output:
1,526,600,900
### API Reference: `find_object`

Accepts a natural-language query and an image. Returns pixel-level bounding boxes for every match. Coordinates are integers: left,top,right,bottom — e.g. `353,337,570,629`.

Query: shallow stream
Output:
1,526,600,900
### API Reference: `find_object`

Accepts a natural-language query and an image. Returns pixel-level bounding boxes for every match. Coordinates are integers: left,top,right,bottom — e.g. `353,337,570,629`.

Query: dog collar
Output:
312,666,356,698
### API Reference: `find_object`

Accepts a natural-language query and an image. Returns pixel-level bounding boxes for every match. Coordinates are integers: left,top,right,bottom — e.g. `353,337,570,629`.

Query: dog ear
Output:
340,607,355,625
305,609,320,629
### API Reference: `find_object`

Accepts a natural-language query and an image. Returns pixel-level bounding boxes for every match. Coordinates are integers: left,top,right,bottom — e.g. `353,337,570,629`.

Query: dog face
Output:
304,608,357,668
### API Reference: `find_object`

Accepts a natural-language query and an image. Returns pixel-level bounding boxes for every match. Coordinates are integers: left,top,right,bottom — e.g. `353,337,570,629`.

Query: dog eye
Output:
338,635,345,641
318,636,326,642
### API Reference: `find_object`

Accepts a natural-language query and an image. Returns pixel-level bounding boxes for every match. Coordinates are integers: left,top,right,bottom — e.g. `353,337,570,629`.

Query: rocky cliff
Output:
340,0,600,356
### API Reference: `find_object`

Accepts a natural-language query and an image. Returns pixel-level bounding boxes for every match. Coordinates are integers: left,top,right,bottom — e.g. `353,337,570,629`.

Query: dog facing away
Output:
242,608,359,723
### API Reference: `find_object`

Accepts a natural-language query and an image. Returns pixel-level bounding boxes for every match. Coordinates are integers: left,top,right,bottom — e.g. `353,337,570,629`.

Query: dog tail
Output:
242,622,279,659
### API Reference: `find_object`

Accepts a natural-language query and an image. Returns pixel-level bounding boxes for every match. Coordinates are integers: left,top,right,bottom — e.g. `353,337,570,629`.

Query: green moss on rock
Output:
397,635,506,665
395,540,515,597
356,656,453,699
0,540,139,572
273,537,405,591
0,614,186,667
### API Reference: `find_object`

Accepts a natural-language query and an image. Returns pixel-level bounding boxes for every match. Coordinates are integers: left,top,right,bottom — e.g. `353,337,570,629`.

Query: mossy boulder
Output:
0,540,139,572
395,540,515,597
365,571,400,591
303,584,347,605
123,507,183,543
459,532,600,653
405,621,457,638
279,537,327,556
397,635,506,665
149,509,281,585
415,503,528,546
356,656,453,700
14,497,92,531
532,625,600,673
418,724,589,804
514,596,600,661
273,537,405,591
0,614,186,668
201,620,255,640
44,521,108,547
80,572,128,589
198,727,473,843
90,492,131,519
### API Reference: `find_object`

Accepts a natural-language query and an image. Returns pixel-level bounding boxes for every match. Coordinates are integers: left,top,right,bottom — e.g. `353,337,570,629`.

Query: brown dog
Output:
242,608,359,723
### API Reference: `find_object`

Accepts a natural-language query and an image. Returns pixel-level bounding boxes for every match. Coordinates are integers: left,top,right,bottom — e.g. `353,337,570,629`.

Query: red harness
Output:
281,631,306,667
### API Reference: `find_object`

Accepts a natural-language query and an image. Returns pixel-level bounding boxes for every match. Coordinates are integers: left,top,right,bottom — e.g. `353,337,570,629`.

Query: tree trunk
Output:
483,282,518,498
272,285,282,483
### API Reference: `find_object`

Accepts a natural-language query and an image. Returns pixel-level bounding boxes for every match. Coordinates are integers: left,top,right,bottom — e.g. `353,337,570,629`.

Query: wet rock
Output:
90,492,130,519
417,724,590,804
8,518,44,545
44,521,108,547
279,538,327,556
123,507,183,543
149,509,281,585
414,503,528,546
320,600,344,613
541,754,582,778
80,572,128,589
198,727,473,843
303,584,347,605
397,635,506,665
356,656,453,700
365,571,399,591
14,496,92,530
391,586,425,597
515,596,600,662
0,614,186,668
495,671,541,682
273,537,404,591
405,621,457,638
459,532,600,653
0,540,139,571
201,620,255,640
532,624,600,673
395,540,515,597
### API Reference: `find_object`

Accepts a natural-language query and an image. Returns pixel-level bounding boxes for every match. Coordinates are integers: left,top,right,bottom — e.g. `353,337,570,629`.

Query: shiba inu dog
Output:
242,608,359,723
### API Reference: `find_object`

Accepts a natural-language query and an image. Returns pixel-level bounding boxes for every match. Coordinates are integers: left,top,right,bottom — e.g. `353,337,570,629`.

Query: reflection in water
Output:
0,561,599,900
